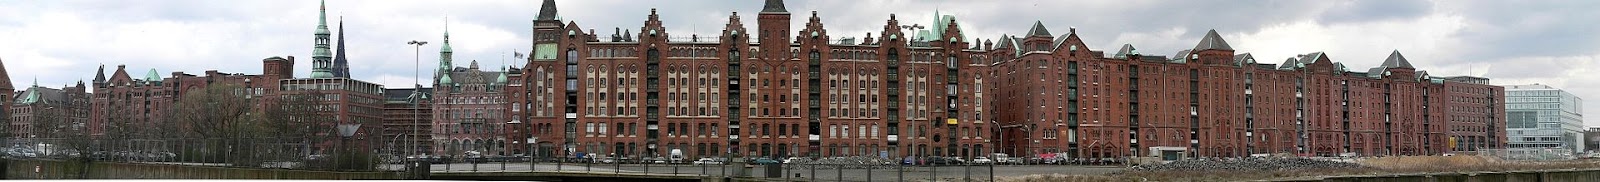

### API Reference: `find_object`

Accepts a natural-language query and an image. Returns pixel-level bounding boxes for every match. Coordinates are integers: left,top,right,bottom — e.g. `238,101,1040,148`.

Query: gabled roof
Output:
1366,67,1386,78
0,58,15,90
1193,29,1233,51
1381,50,1415,69
1172,49,1192,63
385,88,433,103
1026,21,1051,37
1233,53,1255,66
1278,57,1300,70
1114,44,1137,59
994,34,1014,49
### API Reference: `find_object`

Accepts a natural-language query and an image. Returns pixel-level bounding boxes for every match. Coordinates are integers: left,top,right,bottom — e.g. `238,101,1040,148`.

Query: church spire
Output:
309,0,335,78
333,16,350,78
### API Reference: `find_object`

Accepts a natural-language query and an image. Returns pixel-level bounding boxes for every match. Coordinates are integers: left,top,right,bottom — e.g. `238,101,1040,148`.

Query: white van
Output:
669,149,685,164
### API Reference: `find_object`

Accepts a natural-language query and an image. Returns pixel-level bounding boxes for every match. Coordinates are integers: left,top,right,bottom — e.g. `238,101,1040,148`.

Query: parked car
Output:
750,157,781,164
948,156,967,164
783,157,802,164
927,156,958,166
693,158,723,165
971,157,994,164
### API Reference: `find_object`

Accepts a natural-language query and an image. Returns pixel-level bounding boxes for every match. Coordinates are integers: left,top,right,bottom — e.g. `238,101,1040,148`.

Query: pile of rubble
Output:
1133,157,1366,172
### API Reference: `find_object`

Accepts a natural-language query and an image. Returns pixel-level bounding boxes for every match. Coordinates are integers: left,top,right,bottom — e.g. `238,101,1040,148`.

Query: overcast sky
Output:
2,0,1597,126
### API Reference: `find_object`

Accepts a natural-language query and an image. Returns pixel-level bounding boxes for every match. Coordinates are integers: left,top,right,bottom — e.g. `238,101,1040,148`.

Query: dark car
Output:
928,156,965,166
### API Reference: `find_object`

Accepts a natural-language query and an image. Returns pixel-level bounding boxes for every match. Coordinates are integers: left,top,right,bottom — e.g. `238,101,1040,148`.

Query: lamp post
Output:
406,40,427,160
898,23,923,161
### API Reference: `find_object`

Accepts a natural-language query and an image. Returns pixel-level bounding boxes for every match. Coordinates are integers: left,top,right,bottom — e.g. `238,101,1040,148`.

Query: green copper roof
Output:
315,0,330,35
145,68,161,83
19,79,38,104
18,87,38,104
439,73,454,85
918,11,965,42
309,0,333,78
440,22,453,53
496,67,509,84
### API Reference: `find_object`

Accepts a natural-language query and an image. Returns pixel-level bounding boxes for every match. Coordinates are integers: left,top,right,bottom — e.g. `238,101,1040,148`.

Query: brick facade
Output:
505,0,1507,160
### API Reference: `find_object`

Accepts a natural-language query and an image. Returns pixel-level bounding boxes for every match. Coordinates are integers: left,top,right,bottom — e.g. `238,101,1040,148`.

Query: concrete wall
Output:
3,159,403,179
1273,169,1600,182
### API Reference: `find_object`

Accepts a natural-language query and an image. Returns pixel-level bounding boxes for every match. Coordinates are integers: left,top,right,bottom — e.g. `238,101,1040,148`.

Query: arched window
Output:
566,50,579,64
809,51,821,64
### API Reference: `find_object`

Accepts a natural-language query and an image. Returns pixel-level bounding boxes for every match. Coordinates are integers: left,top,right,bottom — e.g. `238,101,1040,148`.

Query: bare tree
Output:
263,90,331,166
167,84,267,165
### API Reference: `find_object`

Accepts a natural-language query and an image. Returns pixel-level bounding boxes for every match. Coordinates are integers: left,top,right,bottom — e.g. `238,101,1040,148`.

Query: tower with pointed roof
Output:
758,0,790,63
437,21,455,88
0,58,11,130
309,0,335,78
93,64,106,88
333,17,351,78
1191,29,1236,65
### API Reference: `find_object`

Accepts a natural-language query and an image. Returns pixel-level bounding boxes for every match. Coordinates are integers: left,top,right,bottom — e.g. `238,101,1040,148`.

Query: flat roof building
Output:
1504,84,1584,153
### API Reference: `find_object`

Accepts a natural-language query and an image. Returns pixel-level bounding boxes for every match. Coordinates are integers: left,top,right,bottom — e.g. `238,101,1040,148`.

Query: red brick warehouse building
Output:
506,0,1504,160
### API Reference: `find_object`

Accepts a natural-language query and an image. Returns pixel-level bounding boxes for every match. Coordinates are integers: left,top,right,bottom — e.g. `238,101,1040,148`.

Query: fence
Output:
5,137,1026,181
3,158,404,179
410,146,997,182
2,137,390,172
1478,148,1577,161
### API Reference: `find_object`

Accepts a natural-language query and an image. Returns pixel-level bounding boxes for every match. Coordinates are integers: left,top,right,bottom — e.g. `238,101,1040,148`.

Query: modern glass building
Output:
1504,84,1584,152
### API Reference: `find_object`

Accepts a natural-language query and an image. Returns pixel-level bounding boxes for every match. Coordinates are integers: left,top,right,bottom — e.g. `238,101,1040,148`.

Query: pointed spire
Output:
762,0,788,13
0,57,12,91
438,19,454,76
1026,21,1051,37
440,18,453,53
333,16,349,78
309,0,334,78
1382,50,1415,69
1193,29,1233,51
537,0,559,21
93,64,106,84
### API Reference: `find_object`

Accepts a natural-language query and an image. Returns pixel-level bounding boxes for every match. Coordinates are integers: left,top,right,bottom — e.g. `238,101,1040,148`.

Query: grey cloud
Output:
1315,0,1433,24
1443,0,1600,63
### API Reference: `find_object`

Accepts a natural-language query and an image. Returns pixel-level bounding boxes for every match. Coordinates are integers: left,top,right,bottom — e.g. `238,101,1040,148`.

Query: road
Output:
395,162,1125,181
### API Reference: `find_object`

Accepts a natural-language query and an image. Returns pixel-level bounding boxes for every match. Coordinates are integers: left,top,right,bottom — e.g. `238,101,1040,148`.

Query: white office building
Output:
1504,84,1584,153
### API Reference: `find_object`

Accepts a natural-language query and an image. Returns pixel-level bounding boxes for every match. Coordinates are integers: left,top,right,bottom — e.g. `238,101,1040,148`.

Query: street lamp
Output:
898,23,923,160
406,40,427,159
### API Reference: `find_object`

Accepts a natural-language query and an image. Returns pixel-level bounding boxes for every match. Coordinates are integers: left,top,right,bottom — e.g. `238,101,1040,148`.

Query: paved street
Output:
394,162,1125,181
